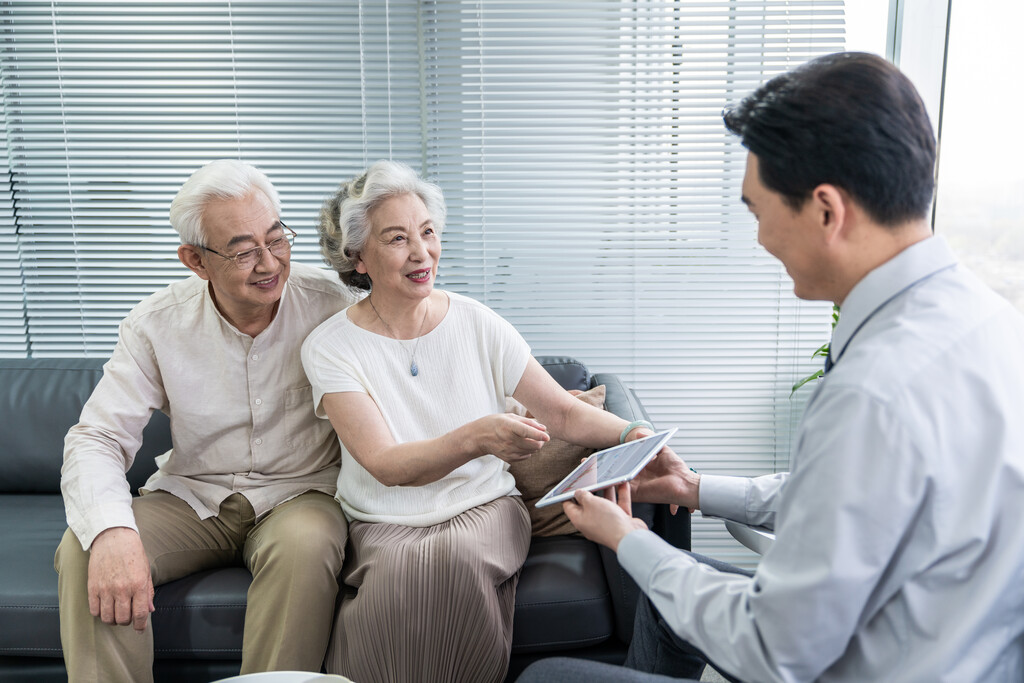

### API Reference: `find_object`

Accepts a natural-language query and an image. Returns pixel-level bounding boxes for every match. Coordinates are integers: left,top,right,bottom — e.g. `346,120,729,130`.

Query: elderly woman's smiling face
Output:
355,192,440,303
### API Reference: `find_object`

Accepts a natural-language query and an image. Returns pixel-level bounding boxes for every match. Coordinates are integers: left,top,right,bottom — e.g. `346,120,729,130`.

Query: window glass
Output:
934,2,1024,312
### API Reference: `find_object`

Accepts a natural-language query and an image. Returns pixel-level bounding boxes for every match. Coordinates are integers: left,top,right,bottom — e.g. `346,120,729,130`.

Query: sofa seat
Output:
0,496,65,659
512,536,614,652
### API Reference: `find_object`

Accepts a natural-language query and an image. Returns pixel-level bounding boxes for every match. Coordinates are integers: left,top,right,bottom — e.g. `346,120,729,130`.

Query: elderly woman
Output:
301,160,663,683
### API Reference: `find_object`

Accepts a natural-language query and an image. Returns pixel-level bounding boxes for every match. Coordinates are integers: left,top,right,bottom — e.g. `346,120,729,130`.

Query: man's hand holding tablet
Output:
563,483,647,552
558,426,702,553
534,429,678,509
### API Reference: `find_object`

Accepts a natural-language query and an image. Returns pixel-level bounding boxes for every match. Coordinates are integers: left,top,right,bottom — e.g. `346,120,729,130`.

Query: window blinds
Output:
0,91,27,355
0,0,422,354
421,0,841,564
1,0,843,564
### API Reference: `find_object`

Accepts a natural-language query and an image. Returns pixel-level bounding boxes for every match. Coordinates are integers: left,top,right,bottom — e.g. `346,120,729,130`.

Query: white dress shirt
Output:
62,262,358,550
619,236,1024,682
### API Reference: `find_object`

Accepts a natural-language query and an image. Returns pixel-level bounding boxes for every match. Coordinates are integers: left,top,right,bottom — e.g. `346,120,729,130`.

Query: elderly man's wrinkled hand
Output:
87,527,155,632
562,484,647,552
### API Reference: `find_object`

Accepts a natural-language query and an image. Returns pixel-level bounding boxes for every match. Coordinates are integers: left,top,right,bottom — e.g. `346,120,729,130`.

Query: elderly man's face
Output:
195,191,290,326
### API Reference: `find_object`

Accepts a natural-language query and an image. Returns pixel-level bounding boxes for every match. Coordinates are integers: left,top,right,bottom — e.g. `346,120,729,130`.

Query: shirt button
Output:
254,438,263,445
251,354,259,361
254,398,262,406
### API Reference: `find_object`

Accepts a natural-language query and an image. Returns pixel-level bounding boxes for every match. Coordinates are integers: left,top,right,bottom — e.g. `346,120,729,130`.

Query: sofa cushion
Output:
511,535,614,653
0,496,65,657
0,358,168,495
152,570,248,660
507,385,606,537
0,360,106,494
537,356,591,392
0,494,252,661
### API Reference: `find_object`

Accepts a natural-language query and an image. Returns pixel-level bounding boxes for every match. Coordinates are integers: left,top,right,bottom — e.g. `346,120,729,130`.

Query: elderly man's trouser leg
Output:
56,491,347,683
238,490,348,673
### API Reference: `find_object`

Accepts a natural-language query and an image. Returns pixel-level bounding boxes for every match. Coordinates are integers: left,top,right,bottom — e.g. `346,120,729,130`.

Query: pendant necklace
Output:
367,294,430,377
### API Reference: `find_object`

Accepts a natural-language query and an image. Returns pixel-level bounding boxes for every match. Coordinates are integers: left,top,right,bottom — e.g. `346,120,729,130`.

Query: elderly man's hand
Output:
562,483,647,552
87,527,155,632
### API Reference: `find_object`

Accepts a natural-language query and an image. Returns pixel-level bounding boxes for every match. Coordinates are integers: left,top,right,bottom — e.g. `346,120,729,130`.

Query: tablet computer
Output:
534,427,677,508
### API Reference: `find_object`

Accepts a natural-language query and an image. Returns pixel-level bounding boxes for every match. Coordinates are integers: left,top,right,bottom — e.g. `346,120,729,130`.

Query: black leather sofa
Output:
0,356,689,682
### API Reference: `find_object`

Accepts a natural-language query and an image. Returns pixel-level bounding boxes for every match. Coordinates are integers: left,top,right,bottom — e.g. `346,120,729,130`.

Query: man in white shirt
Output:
519,53,1024,683
54,160,359,682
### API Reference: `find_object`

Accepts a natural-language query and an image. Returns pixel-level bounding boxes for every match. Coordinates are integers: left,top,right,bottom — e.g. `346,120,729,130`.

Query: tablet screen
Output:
534,428,676,508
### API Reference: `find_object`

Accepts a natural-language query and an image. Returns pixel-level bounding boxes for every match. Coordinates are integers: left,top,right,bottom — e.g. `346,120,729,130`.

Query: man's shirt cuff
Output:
71,502,139,551
698,473,750,522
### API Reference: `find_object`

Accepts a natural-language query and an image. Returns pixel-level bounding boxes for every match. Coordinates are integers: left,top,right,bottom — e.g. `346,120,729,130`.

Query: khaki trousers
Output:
55,490,348,683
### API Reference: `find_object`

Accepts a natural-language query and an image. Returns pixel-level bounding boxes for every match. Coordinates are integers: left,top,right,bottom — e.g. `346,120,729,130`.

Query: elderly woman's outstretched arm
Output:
321,390,551,487
512,357,650,448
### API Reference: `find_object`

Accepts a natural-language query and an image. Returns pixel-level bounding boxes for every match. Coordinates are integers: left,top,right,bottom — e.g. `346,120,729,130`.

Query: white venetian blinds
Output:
0,0,421,354
421,1,842,563
0,91,26,355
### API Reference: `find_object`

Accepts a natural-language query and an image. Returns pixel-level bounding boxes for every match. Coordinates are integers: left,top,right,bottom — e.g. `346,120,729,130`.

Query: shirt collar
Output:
202,277,291,340
830,235,958,361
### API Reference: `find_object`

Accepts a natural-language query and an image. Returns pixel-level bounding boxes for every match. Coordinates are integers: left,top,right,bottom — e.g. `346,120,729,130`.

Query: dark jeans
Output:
516,551,751,683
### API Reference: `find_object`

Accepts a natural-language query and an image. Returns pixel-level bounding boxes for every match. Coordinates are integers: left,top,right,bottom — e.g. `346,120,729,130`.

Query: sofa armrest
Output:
592,370,691,643
592,372,651,424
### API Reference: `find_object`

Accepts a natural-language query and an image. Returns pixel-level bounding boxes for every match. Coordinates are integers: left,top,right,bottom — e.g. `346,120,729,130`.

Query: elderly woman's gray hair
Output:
169,159,281,247
319,160,447,290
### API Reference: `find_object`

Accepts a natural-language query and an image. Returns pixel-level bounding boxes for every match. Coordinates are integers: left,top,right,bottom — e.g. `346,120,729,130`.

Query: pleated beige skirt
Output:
325,495,531,683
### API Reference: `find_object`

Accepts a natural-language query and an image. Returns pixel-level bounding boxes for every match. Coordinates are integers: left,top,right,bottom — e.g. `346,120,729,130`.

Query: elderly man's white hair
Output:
169,159,282,247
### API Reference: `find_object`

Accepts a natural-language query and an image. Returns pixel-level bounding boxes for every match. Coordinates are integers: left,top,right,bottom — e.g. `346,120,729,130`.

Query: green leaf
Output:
790,369,824,396
789,305,839,396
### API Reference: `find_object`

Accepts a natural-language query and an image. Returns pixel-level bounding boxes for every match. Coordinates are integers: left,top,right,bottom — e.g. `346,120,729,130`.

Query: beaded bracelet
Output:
619,419,655,444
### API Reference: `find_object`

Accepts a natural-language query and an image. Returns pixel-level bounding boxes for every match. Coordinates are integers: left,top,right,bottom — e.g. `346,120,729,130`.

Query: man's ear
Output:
178,244,211,281
811,184,847,244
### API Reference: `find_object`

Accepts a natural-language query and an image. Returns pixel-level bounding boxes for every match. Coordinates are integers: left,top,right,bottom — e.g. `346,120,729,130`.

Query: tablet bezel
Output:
534,427,677,508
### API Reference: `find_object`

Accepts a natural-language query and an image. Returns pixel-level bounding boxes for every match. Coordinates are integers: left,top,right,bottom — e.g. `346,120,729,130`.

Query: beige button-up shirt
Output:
62,262,358,550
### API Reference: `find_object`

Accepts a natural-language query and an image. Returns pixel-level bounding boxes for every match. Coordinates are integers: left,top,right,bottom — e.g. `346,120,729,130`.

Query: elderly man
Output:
520,53,1024,683
54,159,359,682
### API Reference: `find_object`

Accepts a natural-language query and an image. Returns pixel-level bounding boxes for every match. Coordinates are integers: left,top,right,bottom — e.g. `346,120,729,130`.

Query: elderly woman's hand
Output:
471,413,550,463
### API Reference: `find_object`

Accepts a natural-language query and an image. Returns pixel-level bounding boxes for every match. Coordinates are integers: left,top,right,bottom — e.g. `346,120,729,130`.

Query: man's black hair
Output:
724,52,936,226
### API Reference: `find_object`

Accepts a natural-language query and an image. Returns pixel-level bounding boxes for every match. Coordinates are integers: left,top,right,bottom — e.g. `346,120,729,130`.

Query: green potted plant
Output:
791,305,840,394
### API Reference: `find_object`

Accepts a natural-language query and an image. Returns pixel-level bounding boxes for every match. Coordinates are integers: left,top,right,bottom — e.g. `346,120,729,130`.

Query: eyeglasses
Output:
201,225,296,270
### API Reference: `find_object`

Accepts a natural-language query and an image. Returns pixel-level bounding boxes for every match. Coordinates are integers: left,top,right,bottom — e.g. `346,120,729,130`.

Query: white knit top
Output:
301,291,532,526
